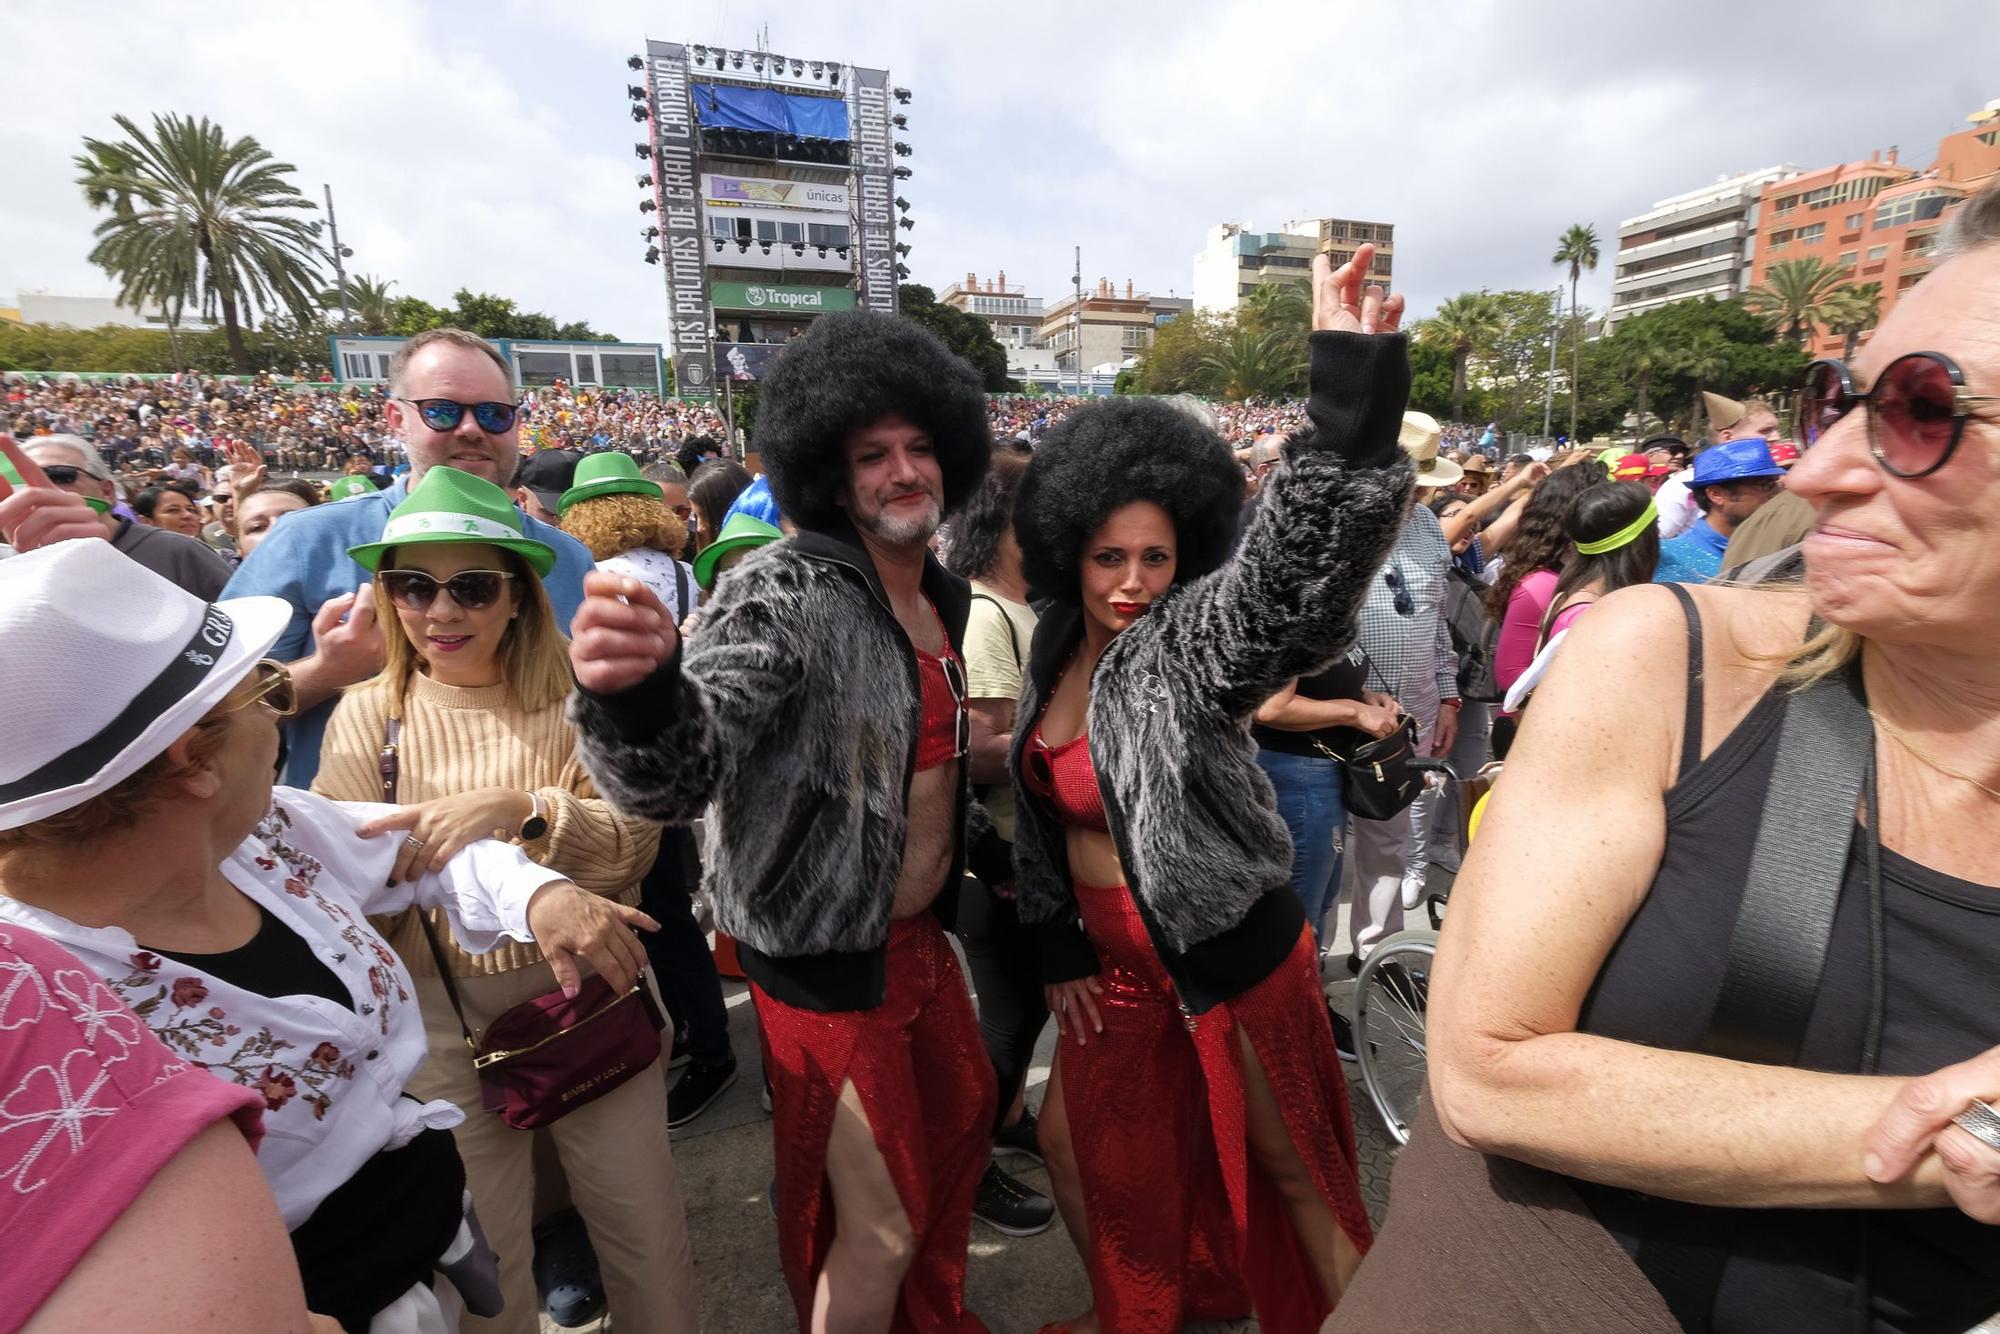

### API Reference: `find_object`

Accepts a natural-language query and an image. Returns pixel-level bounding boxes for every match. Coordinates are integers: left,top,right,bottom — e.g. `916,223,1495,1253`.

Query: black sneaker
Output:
1330,1004,1360,1063
992,1108,1044,1165
531,1207,606,1328
972,1161,1055,1237
667,1055,738,1128
668,1027,691,1071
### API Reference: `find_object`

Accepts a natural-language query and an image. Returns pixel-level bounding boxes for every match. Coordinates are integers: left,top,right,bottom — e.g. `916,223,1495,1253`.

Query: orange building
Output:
1751,99,2000,358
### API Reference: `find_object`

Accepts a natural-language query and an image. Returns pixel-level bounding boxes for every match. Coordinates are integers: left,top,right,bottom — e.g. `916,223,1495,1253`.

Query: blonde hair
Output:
560,492,687,562
367,545,573,713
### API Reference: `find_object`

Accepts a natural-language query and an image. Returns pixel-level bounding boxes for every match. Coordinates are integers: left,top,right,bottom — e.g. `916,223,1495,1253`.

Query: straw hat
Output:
0,541,290,830
1397,412,1463,488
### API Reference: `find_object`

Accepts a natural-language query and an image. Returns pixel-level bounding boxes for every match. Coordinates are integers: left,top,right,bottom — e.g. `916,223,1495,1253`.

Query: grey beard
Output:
860,495,941,547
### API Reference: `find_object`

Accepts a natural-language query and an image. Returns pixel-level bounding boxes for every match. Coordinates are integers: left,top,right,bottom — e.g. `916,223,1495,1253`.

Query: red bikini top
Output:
913,605,966,773
1024,718,1110,834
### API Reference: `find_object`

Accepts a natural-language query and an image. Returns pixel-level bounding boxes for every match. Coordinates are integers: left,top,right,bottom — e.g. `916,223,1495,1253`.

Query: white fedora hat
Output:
0,540,291,831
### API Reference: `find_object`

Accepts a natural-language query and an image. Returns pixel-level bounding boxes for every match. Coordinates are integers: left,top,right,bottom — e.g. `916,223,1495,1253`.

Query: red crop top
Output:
913,605,966,772
1024,720,1111,834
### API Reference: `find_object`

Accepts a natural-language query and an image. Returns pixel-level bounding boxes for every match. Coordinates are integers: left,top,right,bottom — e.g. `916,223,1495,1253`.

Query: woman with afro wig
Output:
1009,247,1412,1333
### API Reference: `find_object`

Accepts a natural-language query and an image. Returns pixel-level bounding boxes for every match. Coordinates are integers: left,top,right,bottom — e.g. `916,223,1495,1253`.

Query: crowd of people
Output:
3,186,2000,1334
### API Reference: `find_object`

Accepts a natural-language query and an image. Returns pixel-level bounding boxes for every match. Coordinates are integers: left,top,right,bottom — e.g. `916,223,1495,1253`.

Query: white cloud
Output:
3,0,1997,351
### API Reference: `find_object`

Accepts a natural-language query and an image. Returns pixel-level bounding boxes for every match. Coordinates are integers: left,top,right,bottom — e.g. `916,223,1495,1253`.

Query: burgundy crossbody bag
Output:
379,715,666,1130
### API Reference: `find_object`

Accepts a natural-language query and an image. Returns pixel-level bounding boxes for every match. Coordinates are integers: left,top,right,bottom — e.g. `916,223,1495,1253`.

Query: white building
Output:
1606,166,1801,331
7,291,213,331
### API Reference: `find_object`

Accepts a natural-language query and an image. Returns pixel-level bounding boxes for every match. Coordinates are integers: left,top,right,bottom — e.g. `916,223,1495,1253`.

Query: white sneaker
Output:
1400,871,1428,913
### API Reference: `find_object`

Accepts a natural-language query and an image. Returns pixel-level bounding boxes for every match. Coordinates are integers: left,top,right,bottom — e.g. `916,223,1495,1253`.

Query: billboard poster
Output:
704,173,851,211
646,41,713,399
848,67,898,315
709,281,857,313
716,342,788,382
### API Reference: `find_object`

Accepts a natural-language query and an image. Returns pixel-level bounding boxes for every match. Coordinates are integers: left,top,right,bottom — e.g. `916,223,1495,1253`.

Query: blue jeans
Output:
1256,748,1347,946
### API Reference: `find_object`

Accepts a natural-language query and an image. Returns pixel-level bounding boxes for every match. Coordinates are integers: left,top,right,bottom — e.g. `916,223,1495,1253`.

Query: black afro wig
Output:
751,311,992,533
1015,398,1245,602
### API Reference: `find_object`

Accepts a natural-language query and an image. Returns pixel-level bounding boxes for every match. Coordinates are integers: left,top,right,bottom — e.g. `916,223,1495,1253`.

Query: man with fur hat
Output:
567,312,1001,1331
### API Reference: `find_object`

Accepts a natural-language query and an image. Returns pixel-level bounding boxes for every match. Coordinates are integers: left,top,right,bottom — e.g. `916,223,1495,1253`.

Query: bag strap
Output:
673,559,691,624
970,590,1022,673
378,713,478,1052
1663,584,1706,783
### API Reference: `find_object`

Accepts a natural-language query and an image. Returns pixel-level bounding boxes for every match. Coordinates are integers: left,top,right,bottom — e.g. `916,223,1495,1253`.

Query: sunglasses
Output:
941,653,970,760
1384,565,1414,616
40,465,86,485
220,659,298,719
398,397,522,434
1799,352,2000,479
379,568,516,612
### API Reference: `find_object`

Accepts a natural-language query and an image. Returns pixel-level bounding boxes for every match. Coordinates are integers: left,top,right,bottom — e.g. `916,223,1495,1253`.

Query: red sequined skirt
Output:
1052,880,1372,1334
751,913,997,1333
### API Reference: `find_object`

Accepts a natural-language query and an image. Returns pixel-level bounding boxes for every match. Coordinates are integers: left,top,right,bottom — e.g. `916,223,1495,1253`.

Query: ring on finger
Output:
404,835,426,851
1954,1098,2000,1153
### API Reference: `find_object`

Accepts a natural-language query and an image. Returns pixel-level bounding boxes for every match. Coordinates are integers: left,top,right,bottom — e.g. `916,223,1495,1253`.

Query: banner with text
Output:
709,282,858,313
703,173,851,211
848,67,898,315
647,41,713,400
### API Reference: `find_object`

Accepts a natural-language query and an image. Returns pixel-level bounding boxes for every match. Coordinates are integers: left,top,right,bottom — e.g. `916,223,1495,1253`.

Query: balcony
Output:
1840,230,1863,245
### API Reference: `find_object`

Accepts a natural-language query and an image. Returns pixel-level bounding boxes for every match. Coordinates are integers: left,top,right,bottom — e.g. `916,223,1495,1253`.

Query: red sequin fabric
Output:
914,642,964,772
1052,880,1374,1333
751,914,996,1333
1023,723,1111,834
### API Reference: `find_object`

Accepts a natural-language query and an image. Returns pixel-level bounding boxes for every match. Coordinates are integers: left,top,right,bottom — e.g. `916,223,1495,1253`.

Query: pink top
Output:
1546,599,1594,642
1493,568,1559,693
0,923,264,1329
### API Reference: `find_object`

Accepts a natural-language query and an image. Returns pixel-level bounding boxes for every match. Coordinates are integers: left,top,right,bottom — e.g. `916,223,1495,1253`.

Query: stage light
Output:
627,55,643,70
792,61,804,76
895,242,911,256
737,240,750,252
836,247,850,259
894,142,911,157
751,55,764,72
816,246,828,257
693,45,707,58
627,85,646,100
641,226,659,239
714,238,724,252
895,196,910,210
893,166,912,180
792,243,805,255
630,105,648,123
639,200,657,214
731,52,744,69
645,248,660,264
892,114,907,129
899,217,914,230
893,87,911,103
760,241,772,254
634,144,652,158
810,62,823,78
895,263,910,278
636,174,653,188
826,62,841,81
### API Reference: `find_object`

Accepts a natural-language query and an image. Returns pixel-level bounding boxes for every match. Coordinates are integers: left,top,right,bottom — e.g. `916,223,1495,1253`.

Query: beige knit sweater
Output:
313,672,660,978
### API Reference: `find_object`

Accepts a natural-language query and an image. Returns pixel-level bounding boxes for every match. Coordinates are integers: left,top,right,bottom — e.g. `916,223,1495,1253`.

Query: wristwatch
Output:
519,791,549,841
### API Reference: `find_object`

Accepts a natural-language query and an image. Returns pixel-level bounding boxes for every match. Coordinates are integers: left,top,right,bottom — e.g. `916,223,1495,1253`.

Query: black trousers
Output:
955,874,1050,1134
637,827,734,1067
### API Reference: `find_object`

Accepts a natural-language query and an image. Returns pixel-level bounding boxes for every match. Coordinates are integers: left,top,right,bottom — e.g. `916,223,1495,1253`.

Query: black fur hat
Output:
1015,398,1245,602
752,311,992,533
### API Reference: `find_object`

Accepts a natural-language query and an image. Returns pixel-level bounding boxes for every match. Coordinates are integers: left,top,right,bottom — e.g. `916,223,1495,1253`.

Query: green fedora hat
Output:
557,452,662,516
692,512,783,591
326,474,376,501
347,466,558,575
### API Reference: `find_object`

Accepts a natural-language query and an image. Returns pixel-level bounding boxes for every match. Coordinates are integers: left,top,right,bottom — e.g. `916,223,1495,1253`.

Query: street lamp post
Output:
1540,285,1561,445
324,184,354,330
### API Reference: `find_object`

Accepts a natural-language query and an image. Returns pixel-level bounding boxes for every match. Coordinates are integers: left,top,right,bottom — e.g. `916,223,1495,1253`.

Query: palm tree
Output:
1415,292,1503,423
1681,333,1732,436
75,113,327,372
1613,320,1674,424
1238,282,1311,341
1743,257,1850,347
1552,223,1600,443
323,273,397,334
1200,325,1306,401
1821,280,1883,360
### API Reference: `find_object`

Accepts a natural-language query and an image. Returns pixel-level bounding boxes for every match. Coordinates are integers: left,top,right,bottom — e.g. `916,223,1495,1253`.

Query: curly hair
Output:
1485,461,1607,620
561,491,688,563
1014,398,1244,603
943,442,1032,582
752,312,991,533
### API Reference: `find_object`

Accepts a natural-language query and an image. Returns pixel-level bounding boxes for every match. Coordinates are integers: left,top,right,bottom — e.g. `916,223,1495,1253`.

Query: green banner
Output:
709,281,857,313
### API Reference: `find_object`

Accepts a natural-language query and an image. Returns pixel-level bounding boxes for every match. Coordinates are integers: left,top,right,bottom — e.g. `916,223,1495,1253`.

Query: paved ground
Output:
542,891,1410,1334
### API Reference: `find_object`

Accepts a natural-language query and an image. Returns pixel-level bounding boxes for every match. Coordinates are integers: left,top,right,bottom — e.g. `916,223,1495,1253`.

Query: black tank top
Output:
1572,591,2000,1334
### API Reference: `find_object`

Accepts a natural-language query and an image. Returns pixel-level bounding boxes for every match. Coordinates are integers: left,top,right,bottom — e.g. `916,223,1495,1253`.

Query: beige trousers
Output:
405,965,699,1334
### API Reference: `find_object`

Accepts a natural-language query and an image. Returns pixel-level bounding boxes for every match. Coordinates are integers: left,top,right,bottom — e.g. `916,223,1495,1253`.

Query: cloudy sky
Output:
4,0,1997,348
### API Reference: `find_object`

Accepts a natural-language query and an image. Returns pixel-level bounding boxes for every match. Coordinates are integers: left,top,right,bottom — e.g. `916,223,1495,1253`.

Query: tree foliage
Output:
1414,291,1504,422
895,283,1012,392
1743,256,1851,345
74,113,328,373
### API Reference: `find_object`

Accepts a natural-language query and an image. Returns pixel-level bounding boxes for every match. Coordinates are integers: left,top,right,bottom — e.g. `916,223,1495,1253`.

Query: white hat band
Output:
380,511,521,545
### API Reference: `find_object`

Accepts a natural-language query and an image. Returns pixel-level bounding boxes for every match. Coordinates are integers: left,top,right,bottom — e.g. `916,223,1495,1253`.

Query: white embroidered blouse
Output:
0,787,566,1229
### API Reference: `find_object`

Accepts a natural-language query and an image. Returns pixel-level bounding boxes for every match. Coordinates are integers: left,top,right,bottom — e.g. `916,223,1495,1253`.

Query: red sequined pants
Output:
1054,881,1373,1334
751,914,996,1333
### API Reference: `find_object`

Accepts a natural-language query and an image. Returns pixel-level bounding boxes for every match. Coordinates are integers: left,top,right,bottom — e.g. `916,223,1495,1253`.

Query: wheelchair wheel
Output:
1352,929,1437,1148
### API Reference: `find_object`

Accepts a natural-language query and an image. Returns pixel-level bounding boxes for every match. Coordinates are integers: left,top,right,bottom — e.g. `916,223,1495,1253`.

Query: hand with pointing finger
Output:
0,435,110,552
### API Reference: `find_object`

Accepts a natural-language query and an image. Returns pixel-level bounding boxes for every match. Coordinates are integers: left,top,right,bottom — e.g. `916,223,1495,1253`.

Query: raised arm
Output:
1145,246,1416,718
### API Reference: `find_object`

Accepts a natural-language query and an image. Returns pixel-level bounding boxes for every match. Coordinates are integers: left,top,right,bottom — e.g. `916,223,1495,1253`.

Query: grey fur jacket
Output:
1011,331,1415,1009
569,525,988,1011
